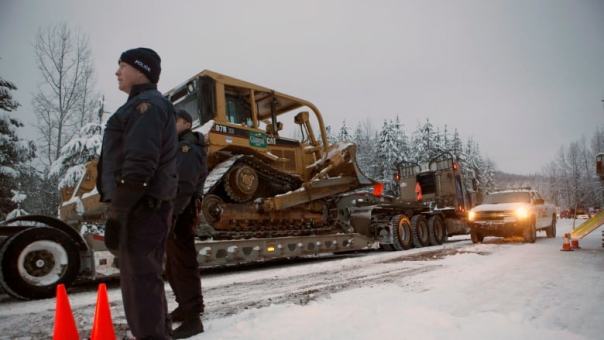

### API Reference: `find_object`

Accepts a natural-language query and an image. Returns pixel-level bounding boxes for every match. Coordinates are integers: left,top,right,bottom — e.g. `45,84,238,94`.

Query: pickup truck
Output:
467,189,557,243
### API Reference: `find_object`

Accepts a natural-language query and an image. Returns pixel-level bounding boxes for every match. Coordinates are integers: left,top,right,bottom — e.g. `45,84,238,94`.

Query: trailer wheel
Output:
391,215,413,250
411,215,430,248
428,215,446,245
546,215,556,238
0,227,80,300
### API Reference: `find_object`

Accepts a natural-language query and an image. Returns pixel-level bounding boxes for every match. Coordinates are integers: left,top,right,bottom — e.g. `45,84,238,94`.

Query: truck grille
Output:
475,211,510,221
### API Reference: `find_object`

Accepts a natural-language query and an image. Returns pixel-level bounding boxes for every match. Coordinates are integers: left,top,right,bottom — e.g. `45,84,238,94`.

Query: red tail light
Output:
373,182,384,197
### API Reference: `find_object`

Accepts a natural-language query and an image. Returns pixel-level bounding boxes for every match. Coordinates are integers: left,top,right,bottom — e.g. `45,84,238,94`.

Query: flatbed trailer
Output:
0,188,465,300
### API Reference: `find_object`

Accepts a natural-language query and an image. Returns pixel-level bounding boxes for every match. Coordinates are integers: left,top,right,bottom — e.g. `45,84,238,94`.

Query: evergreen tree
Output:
0,78,36,219
325,125,337,145
411,118,436,162
337,120,352,143
451,129,463,160
373,119,405,190
353,121,373,178
0,77,20,112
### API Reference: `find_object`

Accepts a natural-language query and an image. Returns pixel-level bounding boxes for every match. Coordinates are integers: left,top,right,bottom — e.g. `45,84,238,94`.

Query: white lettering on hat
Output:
134,60,151,72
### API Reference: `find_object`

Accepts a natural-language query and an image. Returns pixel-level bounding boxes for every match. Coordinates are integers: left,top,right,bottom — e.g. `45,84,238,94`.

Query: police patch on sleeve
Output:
181,145,190,153
136,102,150,113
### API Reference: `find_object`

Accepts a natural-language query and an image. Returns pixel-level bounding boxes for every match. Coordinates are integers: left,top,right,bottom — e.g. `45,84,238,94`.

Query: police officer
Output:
98,47,177,340
166,109,207,338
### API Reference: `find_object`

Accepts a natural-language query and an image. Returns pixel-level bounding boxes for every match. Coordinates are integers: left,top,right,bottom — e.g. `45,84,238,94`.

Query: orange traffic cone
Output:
571,238,581,249
90,283,116,340
53,284,80,340
561,233,573,252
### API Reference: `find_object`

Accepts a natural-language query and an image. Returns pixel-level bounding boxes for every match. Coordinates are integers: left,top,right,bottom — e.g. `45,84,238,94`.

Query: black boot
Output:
169,306,187,323
173,316,204,339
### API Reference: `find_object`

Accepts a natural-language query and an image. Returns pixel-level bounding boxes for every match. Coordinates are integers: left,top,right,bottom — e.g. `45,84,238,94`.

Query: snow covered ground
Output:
1,219,602,339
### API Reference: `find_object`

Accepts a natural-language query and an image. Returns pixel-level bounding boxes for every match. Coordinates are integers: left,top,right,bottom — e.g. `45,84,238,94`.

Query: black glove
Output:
104,214,124,253
103,182,146,252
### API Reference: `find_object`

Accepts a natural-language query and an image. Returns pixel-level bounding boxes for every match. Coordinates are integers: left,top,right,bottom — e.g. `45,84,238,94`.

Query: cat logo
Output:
136,102,150,113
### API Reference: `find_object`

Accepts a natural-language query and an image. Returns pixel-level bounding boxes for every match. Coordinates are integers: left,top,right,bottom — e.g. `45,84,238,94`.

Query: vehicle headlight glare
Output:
468,211,476,221
515,207,529,219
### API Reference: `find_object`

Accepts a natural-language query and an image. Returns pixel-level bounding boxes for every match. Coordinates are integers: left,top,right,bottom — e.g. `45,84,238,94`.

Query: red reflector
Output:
373,182,384,197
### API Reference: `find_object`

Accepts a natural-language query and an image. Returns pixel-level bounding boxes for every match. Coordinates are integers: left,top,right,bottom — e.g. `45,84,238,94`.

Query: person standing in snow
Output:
166,109,207,338
97,47,177,339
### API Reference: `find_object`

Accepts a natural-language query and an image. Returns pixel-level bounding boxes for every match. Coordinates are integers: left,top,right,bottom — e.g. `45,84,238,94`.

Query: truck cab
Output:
393,153,479,237
468,189,557,243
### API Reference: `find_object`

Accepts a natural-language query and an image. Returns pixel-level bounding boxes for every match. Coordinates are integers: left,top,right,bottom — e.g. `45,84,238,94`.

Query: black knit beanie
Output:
175,109,193,124
119,47,161,83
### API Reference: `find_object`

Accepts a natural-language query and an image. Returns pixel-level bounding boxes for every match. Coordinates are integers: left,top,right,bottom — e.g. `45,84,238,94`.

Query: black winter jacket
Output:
173,129,207,215
97,83,178,203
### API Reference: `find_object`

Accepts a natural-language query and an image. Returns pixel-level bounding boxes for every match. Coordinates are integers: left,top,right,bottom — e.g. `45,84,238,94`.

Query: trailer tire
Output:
546,215,556,238
428,215,446,245
391,215,413,250
0,227,80,300
411,215,430,248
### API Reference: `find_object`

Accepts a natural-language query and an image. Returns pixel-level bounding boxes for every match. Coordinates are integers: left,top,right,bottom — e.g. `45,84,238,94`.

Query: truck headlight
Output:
468,211,476,221
515,207,529,219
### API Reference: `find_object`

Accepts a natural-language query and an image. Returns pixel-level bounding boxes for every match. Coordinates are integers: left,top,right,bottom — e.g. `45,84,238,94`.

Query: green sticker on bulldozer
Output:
249,132,267,148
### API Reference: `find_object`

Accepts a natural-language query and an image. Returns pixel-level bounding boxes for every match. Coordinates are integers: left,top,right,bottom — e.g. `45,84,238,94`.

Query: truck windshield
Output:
484,192,530,204
171,77,215,127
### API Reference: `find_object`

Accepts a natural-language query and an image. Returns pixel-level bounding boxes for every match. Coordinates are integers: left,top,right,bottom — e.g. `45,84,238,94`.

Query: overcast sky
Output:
1,0,603,174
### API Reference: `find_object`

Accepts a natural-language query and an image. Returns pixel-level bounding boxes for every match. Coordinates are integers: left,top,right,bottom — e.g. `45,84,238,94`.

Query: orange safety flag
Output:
415,182,423,201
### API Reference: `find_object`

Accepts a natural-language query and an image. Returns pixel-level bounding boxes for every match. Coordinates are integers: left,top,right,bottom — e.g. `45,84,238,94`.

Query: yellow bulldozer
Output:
59,70,373,239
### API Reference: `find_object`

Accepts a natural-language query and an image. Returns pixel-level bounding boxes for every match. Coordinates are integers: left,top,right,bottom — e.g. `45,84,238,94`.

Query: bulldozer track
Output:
205,155,302,202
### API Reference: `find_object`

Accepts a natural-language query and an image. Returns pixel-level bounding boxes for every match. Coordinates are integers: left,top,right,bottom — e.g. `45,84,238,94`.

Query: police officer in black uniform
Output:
167,109,207,338
98,47,177,340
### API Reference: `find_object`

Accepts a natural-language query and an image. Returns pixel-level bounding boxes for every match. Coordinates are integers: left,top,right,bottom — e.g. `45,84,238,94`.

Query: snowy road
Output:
0,219,603,339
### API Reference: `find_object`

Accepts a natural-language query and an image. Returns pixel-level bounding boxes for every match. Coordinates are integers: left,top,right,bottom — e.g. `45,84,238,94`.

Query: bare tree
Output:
32,23,97,166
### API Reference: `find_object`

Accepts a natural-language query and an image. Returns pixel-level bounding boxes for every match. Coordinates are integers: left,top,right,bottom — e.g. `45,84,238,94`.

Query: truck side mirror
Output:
534,198,544,205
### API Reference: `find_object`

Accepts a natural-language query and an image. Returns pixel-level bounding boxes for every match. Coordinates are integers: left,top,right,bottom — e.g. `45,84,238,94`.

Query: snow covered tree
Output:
6,189,28,220
539,126,604,211
325,125,337,145
0,76,20,112
352,120,374,178
49,121,103,198
450,129,463,160
0,78,36,219
337,120,352,143
372,119,408,191
411,119,438,162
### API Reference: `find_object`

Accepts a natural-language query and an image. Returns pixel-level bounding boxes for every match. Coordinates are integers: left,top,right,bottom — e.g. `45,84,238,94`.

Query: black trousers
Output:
166,201,204,316
119,201,172,340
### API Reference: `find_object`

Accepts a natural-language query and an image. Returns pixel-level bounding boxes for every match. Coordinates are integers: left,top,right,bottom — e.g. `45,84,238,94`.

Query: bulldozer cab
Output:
165,70,330,181
395,153,473,213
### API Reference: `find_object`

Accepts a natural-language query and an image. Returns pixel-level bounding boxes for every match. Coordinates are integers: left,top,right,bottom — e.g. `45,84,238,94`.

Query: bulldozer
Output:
59,70,373,239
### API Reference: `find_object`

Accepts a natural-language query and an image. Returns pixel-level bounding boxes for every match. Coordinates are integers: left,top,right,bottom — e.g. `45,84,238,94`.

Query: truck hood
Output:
472,202,529,213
